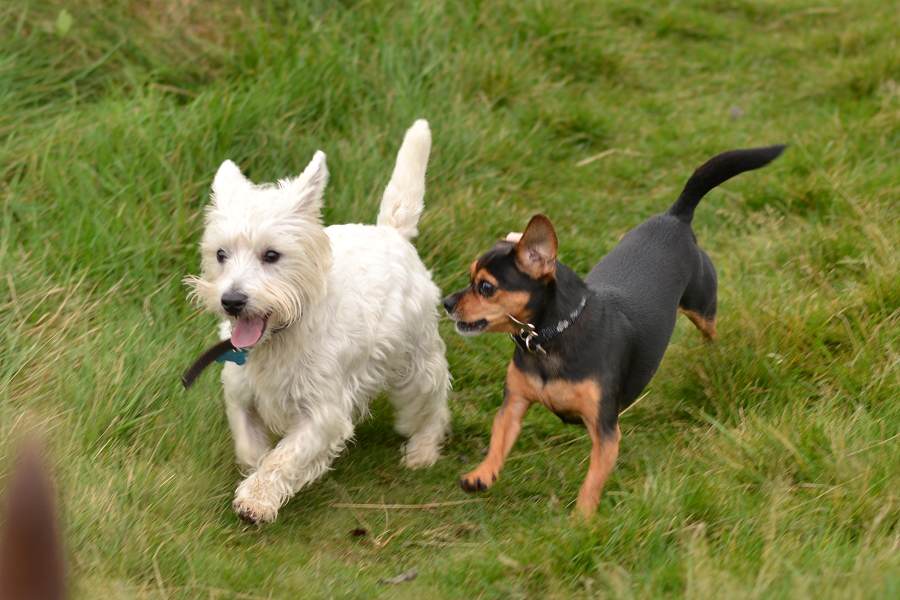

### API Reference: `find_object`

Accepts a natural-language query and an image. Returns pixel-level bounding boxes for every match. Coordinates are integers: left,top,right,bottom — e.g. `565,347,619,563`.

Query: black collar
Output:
508,295,587,355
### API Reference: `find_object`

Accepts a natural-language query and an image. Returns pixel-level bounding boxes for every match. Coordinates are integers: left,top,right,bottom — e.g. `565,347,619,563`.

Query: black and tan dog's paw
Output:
459,470,497,493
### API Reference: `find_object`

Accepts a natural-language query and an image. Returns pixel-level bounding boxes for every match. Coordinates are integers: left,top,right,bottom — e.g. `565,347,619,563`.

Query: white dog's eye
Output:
263,249,281,264
216,249,227,264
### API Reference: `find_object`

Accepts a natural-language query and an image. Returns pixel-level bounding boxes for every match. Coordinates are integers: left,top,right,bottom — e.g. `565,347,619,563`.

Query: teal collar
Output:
216,348,248,366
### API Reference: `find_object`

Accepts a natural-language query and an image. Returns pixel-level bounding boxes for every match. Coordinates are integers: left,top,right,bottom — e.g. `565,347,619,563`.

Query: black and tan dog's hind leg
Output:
679,247,718,340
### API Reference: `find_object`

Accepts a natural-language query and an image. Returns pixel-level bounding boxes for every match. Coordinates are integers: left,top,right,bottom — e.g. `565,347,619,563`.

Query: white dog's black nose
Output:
221,291,248,316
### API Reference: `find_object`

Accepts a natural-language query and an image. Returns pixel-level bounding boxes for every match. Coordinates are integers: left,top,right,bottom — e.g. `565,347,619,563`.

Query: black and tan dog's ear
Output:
515,214,558,279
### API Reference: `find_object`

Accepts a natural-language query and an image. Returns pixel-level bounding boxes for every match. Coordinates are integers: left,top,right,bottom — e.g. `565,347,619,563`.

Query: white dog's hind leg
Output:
390,345,451,469
232,409,353,523
223,366,270,471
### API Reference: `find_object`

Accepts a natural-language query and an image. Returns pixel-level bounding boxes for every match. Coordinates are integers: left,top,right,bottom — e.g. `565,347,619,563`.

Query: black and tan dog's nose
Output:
221,290,248,316
442,294,459,314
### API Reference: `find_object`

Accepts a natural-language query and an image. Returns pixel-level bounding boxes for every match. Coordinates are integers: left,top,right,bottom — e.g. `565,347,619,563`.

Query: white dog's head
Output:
186,152,333,349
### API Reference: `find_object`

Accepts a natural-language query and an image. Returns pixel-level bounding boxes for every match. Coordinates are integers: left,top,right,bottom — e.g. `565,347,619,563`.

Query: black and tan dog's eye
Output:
477,280,495,297
216,249,226,264
263,249,281,264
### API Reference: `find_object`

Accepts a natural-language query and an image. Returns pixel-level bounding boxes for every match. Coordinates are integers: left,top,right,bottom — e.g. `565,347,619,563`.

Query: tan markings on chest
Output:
506,363,601,424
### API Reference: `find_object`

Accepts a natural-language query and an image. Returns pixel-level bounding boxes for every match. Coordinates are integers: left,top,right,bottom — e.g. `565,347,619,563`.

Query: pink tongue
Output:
231,317,265,349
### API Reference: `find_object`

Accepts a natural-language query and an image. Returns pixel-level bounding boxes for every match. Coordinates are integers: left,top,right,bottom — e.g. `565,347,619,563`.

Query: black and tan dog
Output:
443,145,785,517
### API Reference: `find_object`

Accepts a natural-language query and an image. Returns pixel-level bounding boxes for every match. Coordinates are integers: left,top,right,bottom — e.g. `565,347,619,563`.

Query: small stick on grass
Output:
331,499,484,510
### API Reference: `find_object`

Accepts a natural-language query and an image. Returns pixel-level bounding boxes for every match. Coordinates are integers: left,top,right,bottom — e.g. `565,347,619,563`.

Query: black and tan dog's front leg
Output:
460,387,531,492
575,421,620,518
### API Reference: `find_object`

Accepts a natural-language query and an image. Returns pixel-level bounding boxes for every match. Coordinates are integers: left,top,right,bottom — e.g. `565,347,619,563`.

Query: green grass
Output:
1,0,898,597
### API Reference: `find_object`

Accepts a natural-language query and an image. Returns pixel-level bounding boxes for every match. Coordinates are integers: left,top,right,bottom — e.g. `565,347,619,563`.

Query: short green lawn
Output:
1,1,897,598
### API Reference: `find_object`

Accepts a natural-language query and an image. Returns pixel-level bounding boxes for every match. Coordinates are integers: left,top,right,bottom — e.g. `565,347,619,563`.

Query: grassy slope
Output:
1,0,898,597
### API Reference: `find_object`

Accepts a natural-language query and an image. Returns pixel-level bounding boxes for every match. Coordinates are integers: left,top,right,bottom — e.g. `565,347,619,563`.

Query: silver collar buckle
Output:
507,314,547,355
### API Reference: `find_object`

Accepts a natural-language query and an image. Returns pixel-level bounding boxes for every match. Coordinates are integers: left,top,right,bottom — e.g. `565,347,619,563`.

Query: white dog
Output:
186,120,450,524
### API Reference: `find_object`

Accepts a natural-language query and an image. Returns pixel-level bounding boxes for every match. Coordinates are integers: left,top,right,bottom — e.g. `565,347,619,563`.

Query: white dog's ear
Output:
212,160,249,197
285,150,328,217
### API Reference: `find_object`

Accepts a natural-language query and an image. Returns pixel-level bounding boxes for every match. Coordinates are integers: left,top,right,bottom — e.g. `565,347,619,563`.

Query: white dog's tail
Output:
377,119,431,240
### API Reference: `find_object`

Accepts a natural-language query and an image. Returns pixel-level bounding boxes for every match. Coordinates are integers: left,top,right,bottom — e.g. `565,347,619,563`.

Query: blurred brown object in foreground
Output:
0,441,65,600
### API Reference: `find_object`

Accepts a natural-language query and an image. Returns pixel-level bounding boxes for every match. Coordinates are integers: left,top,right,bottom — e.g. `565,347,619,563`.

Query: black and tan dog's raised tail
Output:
668,145,786,223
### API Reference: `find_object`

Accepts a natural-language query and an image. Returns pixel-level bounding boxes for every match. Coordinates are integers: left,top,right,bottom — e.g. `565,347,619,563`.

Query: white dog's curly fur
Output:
186,120,450,524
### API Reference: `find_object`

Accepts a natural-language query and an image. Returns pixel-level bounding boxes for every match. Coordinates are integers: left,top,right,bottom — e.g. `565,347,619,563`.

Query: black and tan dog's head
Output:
443,214,558,336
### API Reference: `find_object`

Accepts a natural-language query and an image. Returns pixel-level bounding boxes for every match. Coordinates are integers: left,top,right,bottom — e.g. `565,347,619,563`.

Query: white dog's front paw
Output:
233,474,280,524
